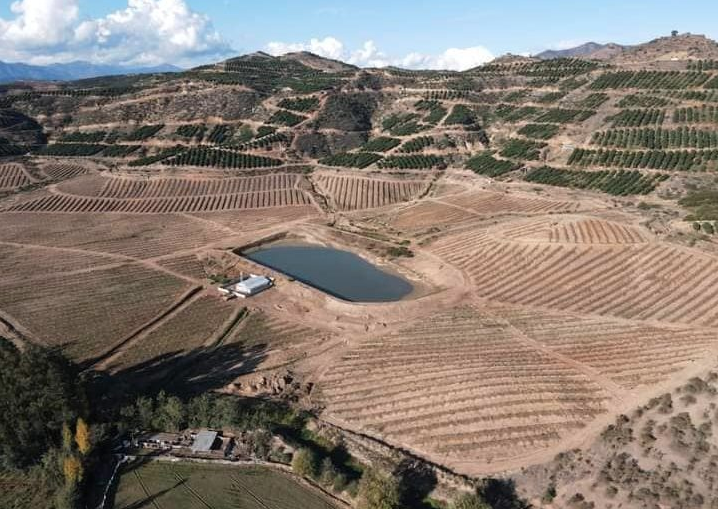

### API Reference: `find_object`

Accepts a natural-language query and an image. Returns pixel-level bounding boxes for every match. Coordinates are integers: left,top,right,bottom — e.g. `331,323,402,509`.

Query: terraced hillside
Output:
4,33,718,495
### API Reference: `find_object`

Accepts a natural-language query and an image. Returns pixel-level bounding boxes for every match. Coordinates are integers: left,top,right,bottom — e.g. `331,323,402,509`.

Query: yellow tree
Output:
63,455,83,485
75,418,91,455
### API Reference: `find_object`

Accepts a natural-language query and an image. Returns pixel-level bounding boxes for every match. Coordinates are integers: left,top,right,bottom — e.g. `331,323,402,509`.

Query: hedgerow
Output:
525,166,668,195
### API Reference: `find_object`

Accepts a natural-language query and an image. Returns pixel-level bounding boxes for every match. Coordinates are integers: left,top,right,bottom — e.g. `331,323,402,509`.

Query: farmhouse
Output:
219,274,273,298
134,432,183,450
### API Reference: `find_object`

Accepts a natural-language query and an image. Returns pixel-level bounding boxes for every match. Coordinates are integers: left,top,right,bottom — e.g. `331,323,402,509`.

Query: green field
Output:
111,460,339,509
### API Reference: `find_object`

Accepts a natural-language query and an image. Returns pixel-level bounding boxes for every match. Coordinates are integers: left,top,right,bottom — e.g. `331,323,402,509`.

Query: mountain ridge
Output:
0,60,182,84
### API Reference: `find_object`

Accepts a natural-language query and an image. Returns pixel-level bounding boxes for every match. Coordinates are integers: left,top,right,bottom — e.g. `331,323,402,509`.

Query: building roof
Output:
191,430,218,452
237,275,272,292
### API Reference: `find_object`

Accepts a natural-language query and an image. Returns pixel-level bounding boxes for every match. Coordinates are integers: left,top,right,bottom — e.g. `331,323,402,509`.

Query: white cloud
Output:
0,0,231,66
265,36,494,71
266,36,344,61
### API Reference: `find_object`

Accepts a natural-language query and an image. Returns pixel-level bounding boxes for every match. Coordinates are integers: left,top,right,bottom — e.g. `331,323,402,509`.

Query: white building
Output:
219,274,273,298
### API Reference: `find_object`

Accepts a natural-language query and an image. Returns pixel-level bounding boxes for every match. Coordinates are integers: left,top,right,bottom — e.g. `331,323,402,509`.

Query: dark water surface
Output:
244,244,414,302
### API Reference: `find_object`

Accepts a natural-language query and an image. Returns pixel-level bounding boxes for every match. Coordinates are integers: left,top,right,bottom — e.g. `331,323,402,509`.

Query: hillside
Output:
536,42,626,60
3,31,718,507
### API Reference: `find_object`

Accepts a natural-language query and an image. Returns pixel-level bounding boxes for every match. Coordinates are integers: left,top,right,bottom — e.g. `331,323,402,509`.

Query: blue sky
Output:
0,0,717,69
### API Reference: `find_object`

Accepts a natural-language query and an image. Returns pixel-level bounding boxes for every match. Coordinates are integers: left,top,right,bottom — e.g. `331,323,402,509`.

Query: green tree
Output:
154,391,185,432
319,456,338,486
0,340,86,469
451,492,491,509
356,468,401,509
291,447,317,478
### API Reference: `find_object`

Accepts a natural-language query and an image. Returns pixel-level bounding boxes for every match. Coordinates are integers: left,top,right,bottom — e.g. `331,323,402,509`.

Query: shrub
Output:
356,468,401,509
291,447,317,478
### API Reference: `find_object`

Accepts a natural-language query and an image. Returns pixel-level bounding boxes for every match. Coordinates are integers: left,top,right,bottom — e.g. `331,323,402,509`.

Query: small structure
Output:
134,432,182,450
219,273,273,298
191,430,219,453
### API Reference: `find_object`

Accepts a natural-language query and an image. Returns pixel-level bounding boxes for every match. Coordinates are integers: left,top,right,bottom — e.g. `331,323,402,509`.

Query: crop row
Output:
534,108,595,123
568,148,718,171
0,163,30,189
590,71,710,90
167,147,283,169
59,131,107,143
125,124,164,141
175,124,207,141
525,166,667,195
591,127,718,149
578,93,610,109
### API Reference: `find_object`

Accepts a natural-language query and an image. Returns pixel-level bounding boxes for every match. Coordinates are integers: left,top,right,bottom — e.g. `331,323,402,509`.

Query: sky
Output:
0,0,717,70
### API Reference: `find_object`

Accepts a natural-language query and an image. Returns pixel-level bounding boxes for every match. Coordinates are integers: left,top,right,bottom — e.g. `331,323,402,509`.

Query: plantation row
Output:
692,221,718,235
268,109,306,127
175,124,206,141
361,136,401,152
525,166,667,195
167,147,283,169
96,173,300,199
8,188,312,213
610,109,665,127
125,124,164,141
517,123,560,140
128,147,184,166
577,93,610,109
687,60,718,71
0,163,31,190
59,131,107,143
382,113,426,136
617,94,671,108
494,104,540,122
0,143,25,156
590,71,710,90
414,99,447,124
591,127,718,149
477,58,598,77
444,104,480,128
314,174,429,211
673,105,718,123
465,152,519,177
500,138,547,160
672,90,718,102
569,148,718,171
399,136,434,152
277,96,320,112
320,152,382,169
234,131,292,151
0,87,136,107
537,91,566,104
36,143,139,157
378,155,445,169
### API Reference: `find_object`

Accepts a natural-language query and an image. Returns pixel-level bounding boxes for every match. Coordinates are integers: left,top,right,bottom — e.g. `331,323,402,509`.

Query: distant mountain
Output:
535,42,625,60
0,61,181,84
